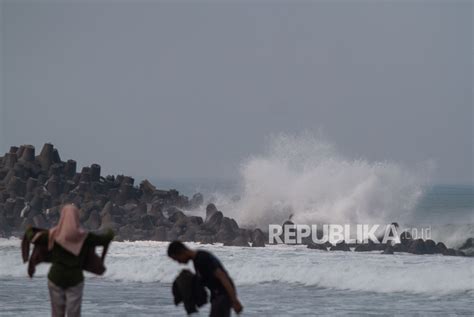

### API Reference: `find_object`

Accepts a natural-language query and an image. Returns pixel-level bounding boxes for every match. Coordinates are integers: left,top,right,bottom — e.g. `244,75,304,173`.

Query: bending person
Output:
168,241,243,317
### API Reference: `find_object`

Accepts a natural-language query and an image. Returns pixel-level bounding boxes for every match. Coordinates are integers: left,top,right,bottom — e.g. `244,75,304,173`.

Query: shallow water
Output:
2,278,473,316
1,239,473,316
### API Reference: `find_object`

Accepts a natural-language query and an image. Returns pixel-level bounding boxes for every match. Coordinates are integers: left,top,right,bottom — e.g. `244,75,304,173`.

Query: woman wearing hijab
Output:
25,204,114,317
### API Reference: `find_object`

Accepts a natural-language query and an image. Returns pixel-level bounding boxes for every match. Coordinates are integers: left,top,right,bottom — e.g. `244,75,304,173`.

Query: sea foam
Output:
3,239,472,296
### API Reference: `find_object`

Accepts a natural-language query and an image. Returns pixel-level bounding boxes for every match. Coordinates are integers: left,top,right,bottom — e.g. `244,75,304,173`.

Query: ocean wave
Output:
2,239,472,296
187,133,432,229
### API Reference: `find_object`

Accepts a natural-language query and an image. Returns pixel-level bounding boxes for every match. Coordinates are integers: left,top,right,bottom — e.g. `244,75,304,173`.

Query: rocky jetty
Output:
304,231,468,256
1,143,471,255
458,238,474,256
0,143,264,247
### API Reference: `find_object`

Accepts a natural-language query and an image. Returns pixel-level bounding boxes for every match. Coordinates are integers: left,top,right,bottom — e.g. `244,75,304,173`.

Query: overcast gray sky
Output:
1,1,472,183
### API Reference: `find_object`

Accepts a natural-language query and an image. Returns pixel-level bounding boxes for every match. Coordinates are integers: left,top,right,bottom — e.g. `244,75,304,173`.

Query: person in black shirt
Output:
168,241,243,316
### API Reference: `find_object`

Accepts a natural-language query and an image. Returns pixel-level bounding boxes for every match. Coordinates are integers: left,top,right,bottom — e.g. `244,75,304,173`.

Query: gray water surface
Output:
1,277,472,316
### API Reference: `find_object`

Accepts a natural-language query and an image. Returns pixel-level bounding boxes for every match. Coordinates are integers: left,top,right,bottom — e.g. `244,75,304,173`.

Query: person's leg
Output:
65,282,84,317
48,280,66,317
209,294,231,317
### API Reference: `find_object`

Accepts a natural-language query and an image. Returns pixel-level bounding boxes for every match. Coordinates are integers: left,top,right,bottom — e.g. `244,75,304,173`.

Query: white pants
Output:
47,280,84,317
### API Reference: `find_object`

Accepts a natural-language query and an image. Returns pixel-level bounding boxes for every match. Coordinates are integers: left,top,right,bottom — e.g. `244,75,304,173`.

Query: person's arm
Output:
86,229,115,246
25,226,48,245
214,268,243,314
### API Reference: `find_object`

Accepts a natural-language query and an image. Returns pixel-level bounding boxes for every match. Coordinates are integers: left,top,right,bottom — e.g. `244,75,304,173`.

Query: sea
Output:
0,183,473,316
1,135,473,316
